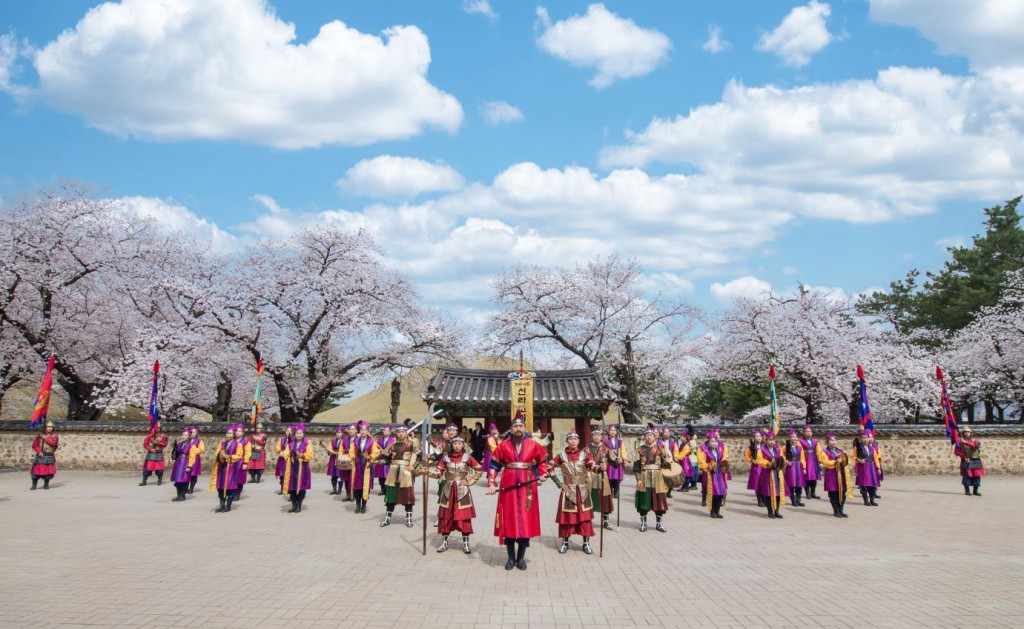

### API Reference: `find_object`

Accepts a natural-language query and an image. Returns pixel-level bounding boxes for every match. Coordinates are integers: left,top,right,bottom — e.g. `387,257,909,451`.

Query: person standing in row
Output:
956,426,985,496
745,430,765,507
30,420,60,491
140,422,168,486
381,425,419,528
282,424,314,513
338,424,357,501
634,427,671,532
233,424,252,499
170,426,200,502
603,424,627,500
374,424,395,496
800,425,823,499
483,423,500,473
783,430,807,507
853,430,882,506
247,422,268,483
348,424,380,514
210,425,244,513
587,429,614,530
676,427,697,492
487,416,549,571
275,425,294,492
818,433,851,518
696,430,729,519
657,427,678,498
549,432,597,555
433,436,484,554
323,425,345,496
187,426,204,494
756,432,786,519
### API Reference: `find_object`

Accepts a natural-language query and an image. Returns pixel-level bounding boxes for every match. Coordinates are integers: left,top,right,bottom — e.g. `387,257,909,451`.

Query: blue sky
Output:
2,0,1022,325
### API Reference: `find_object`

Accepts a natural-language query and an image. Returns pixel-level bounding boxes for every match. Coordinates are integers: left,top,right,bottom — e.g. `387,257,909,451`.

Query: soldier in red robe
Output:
548,431,597,555
30,421,60,490
486,416,549,571
140,422,168,486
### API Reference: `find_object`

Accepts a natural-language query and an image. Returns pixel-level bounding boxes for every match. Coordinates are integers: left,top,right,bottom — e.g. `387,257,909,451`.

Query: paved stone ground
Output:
1,470,1021,629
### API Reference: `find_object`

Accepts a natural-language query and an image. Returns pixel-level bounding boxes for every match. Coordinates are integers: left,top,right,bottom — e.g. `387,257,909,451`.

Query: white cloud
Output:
536,4,671,88
710,276,773,304
782,265,799,276
118,196,240,251
935,235,966,250
337,156,464,199
0,33,17,90
481,100,524,125
27,0,461,148
869,0,1024,70
601,69,1024,223
702,25,731,54
756,1,834,67
462,0,498,21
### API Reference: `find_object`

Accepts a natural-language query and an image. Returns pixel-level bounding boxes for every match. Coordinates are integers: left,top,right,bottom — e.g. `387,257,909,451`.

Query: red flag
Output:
29,356,56,429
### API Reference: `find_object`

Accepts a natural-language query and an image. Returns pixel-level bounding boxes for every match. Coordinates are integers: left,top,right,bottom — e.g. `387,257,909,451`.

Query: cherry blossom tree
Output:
710,286,935,425
481,256,703,422
0,183,173,420
942,268,1024,419
146,227,463,424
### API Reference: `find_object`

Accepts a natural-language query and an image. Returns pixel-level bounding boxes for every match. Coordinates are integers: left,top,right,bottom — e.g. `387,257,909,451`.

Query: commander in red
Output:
487,415,548,571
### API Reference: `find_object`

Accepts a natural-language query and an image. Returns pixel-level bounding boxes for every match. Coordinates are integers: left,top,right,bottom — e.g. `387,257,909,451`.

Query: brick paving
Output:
1,470,1022,628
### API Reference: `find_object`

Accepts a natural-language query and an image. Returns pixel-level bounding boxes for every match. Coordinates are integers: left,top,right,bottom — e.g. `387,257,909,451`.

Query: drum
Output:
662,461,684,488
336,453,353,471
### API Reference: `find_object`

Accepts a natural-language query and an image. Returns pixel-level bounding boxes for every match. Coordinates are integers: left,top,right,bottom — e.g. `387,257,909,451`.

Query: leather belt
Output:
642,464,662,471
505,462,531,470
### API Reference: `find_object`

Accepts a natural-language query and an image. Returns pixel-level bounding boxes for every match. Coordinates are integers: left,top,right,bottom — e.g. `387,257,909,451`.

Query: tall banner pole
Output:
421,402,435,556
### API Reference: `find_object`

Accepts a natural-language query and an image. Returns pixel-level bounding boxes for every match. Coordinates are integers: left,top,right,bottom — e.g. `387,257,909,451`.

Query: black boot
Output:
504,540,516,570
188,477,197,494
343,489,353,502
330,479,338,495
43,478,50,490
756,495,764,507
774,507,783,519
31,477,38,490
139,474,148,486
156,473,163,486
215,496,226,513
862,490,870,506
767,504,776,519
515,541,528,570
700,492,707,507
295,494,304,513
224,497,233,512
973,486,981,496
288,495,298,513
795,488,804,507
964,485,971,495
868,488,878,506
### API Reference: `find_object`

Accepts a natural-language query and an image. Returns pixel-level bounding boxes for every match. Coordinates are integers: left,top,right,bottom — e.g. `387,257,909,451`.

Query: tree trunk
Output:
966,402,975,424
211,372,233,423
390,378,401,424
272,372,299,425
983,399,994,423
64,382,105,421
848,380,859,425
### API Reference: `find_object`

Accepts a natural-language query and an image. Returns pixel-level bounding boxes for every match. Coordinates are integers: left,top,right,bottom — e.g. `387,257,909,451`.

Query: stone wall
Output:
1,422,1021,475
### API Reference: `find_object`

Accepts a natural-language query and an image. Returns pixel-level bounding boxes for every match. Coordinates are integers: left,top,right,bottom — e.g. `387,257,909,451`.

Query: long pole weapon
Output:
419,404,436,556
